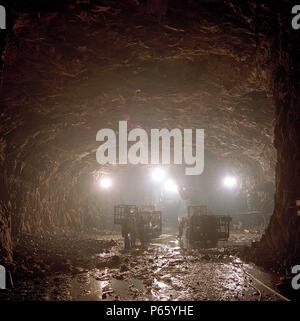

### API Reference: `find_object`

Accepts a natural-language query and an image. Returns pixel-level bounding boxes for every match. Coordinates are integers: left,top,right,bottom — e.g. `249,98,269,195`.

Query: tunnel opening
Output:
0,0,299,301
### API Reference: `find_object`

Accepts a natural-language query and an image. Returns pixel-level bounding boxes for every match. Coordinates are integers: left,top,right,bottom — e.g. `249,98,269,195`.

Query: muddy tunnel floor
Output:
0,230,284,301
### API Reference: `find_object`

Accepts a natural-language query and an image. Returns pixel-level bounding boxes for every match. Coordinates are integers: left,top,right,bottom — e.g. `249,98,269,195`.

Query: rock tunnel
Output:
0,0,299,301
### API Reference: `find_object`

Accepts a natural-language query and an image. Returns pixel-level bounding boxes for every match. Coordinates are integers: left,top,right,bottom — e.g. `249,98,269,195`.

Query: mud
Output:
0,231,285,301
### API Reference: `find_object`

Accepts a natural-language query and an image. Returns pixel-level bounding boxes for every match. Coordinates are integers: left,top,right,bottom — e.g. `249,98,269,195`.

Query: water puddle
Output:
69,273,145,301
152,235,181,250
131,277,144,291
151,278,177,300
111,278,130,297
70,275,103,301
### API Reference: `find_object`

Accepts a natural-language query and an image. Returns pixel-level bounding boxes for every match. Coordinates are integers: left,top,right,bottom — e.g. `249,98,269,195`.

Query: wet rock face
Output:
246,3,300,271
0,1,299,270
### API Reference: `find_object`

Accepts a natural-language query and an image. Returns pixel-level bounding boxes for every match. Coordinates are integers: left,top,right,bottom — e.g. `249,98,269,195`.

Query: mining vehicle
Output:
138,205,162,239
113,204,138,224
114,204,162,241
185,205,231,247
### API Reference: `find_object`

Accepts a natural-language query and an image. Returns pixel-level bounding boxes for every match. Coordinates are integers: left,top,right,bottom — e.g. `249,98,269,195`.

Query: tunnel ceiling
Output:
1,0,276,185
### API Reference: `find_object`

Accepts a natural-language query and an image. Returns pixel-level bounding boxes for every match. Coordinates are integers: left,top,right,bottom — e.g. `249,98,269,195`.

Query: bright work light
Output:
223,176,237,189
164,179,178,193
99,177,112,189
151,168,166,182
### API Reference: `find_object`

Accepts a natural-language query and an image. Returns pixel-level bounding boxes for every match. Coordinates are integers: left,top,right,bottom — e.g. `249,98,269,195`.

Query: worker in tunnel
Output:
178,217,184,239
121,215,131,250
137,215,145,247
129,214,137,248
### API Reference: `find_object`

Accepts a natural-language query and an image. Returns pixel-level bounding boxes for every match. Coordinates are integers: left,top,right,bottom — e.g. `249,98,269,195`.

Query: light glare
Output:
152,168,166,182
99,177,112,189
164,179,178,193
223,176,237,188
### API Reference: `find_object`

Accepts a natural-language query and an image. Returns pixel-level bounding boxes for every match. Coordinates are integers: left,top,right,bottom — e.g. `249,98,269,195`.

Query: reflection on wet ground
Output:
0,231,284,301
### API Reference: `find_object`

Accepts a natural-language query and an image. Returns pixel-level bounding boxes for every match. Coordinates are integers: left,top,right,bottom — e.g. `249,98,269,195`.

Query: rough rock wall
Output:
0,201,12,264
0,167,86,263
249,2,300,271
0,154,13,264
